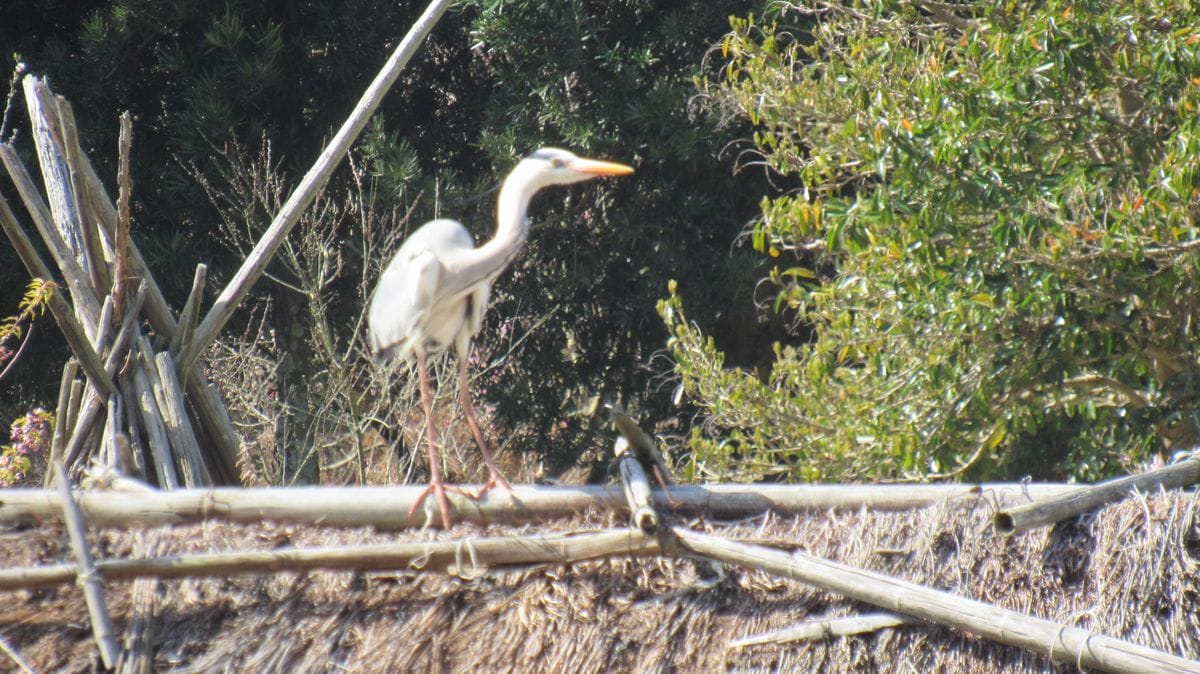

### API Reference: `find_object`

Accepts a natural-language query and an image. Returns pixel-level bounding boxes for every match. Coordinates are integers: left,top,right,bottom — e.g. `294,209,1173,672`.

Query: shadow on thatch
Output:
0,491,1197,672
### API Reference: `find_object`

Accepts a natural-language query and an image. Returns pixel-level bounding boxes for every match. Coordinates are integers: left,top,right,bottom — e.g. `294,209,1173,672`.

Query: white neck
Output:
439,162,541,298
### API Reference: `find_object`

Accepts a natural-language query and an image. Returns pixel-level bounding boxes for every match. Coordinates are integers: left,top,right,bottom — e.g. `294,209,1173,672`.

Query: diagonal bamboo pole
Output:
180,0,453,373
55,464,118,669
995,454,1200,535
669,527,1200,674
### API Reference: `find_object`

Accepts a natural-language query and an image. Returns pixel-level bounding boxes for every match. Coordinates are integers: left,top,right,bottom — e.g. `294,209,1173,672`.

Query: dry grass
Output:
0,490,1197,672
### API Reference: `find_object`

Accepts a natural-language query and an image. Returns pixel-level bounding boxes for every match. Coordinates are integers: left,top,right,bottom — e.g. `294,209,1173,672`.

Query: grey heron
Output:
368,147,634,528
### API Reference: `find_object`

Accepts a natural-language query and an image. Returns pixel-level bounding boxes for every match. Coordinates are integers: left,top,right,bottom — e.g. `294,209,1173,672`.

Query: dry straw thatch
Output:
1,490,1197,672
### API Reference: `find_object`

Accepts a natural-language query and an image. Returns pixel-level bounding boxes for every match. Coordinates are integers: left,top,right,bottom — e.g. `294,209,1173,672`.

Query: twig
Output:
55,463,118,669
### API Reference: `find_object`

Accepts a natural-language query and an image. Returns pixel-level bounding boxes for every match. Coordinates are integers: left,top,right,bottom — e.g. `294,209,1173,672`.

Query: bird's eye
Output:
551,157,566,169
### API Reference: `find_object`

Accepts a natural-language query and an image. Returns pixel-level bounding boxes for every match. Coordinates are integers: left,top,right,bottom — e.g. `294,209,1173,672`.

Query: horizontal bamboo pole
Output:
0,483,1088,530
670,527,1200,674
995,456,1200,535
0,528,661,591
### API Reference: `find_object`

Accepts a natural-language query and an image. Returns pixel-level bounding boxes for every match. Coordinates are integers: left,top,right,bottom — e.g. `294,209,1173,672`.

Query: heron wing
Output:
368,219,476,362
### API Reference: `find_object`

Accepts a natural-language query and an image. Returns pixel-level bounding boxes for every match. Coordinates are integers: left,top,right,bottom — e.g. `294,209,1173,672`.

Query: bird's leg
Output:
458,353,513,498
409,353,455,529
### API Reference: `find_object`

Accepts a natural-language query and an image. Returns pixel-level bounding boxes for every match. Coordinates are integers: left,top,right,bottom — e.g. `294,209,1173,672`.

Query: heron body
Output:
368,219,488,364
368,147,634,528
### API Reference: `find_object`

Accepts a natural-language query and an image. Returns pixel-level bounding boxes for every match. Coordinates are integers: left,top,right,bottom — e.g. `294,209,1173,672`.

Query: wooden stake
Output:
129,343,179,489
151,351,212,486
995,456,1200,535
112,111,133,324
54,95,112,293
61,283,147,469
54,463,118,669
0,121,102,332
615,437,658,533
46,359,80,485
169,263,207,375
669,527,1200,674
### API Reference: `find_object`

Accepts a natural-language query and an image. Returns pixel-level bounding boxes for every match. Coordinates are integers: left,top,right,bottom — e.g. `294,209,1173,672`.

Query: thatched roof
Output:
1,490,1197,672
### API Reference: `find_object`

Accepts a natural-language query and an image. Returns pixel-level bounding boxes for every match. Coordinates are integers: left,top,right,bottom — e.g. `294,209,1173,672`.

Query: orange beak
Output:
569,157,635,176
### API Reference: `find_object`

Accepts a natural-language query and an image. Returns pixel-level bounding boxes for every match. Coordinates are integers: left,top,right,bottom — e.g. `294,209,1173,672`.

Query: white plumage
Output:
367,147,633,528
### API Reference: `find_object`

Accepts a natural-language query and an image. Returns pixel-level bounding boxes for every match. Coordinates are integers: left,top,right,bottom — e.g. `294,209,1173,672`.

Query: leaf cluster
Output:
667,1,1200,482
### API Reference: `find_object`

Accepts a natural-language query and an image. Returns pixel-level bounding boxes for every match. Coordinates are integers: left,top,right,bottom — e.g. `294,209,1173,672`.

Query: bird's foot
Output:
474,470,513,501
409,481,475,529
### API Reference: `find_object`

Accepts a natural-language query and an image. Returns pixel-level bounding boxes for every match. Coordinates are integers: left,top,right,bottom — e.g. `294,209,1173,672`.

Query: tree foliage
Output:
665,1,1200,482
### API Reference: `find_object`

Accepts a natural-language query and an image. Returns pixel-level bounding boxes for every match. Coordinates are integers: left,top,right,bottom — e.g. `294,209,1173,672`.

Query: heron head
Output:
519,147,634,188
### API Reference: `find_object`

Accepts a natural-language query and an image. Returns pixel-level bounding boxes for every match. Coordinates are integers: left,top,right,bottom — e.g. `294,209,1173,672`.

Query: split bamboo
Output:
729,612,915,648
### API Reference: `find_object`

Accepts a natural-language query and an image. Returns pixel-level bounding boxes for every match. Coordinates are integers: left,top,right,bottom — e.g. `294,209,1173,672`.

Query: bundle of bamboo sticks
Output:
0,76,240,486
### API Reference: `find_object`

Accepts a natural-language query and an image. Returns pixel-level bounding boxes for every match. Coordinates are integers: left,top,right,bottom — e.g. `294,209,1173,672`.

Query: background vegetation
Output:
665,0,1200,482
4,0,1199,486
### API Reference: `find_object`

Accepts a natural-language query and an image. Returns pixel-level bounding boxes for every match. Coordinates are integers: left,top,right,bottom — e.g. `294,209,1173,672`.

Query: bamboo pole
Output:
729,613,915,648
669,527,1200,674
46,360,80,482
615,437,658,533
0,483,1090,530
62,283,147,468
151,351,211,486
0,189,113,395
21,79,106,321
169,263,207,372
55,464,118,669
0,529,661,591
181,0,453,371
995,456,1200,535
54,95,112,293
129,350,179,489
